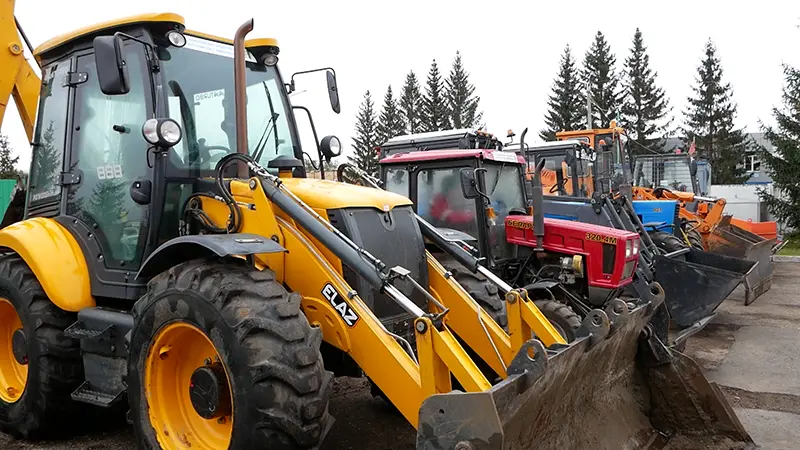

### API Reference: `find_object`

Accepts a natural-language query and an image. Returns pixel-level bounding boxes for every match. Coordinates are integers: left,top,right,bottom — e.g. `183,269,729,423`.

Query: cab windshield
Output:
158,35,297,174
533,153,594,198
633,156,694,192
484,163,526,261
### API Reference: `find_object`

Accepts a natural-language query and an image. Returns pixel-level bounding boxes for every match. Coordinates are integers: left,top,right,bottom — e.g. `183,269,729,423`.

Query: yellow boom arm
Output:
1,0,41,141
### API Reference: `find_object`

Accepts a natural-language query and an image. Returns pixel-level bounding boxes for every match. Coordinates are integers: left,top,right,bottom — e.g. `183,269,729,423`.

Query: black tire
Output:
0,254,84,438
533,300,582,343
435,254,507,329
686,227,704,250
649,230,687,259
128,257,333,450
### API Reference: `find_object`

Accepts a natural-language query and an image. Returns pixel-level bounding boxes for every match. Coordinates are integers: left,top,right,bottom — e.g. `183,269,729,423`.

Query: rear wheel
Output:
0,254,83,438
533,300,581,343
128,258,332,450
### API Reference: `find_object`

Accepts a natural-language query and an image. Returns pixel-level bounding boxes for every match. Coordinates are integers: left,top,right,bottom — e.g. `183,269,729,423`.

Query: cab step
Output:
66,307,134,408
71,380,124,407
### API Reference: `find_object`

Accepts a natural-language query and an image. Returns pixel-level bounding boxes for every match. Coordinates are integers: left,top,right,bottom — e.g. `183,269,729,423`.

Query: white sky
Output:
2,0,799,171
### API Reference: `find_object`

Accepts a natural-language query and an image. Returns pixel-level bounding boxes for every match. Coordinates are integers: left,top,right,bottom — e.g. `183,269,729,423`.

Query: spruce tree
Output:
421,59,450,132
376,85,406,145
31,121,62,198
540,44,585,141
621,28,672,153
399,70,423,134
582,31,623,128
754,63,800,229
445,51,482,129
682,39,750,184
0,134,19,179
348,90,380,175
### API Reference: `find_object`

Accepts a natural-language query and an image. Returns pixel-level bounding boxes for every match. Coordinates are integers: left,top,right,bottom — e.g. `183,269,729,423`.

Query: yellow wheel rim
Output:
0,298,26,403
145,322,233,450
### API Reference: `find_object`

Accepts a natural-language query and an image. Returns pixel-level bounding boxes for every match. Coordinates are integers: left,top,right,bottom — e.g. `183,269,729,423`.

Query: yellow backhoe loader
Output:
0,2,754,449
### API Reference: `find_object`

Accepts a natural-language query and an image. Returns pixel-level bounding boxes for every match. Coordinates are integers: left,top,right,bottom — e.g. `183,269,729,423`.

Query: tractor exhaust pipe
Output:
524,127,546,251
234,18,254,179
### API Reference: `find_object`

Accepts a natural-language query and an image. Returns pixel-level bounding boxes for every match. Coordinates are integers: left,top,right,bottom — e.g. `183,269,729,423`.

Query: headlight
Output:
159,120,182,145
625,240,632,258
632,239,639,255
142,118,183,147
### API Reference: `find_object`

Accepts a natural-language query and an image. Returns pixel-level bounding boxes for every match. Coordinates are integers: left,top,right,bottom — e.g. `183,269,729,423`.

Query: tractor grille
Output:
327,205,427,334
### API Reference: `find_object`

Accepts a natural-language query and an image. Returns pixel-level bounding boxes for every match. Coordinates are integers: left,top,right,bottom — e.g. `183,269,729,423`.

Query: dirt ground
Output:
1,263,798,450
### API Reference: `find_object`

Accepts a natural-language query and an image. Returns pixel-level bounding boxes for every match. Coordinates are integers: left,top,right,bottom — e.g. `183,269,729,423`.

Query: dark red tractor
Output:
336,128,657,343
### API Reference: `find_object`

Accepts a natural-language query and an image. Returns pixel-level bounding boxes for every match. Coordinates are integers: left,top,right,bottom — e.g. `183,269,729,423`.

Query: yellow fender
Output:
0,217,94,311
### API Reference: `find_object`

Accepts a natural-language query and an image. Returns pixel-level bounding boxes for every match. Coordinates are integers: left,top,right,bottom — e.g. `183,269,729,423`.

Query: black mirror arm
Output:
111,32,161,108
472,167,492,203
288,67,336,93
292,105,325,179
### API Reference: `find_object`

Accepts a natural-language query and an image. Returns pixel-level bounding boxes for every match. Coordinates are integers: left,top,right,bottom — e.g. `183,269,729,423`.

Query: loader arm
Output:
0,0,40,141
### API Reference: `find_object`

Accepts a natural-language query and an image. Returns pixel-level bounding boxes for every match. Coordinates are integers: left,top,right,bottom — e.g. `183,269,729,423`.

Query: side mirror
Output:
93,35,130,95
326,70,340,114
320,135,341,161
460,168,478,199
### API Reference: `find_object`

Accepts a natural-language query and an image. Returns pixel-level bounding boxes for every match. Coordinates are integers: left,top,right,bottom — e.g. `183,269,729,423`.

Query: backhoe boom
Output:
0,0,40,141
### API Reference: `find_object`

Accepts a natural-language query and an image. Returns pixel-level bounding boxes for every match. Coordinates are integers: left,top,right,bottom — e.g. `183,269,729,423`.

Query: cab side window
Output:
28,61,70,211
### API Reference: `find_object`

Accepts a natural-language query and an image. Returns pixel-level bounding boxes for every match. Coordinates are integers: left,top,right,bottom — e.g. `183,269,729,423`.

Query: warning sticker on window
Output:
184,35,256,62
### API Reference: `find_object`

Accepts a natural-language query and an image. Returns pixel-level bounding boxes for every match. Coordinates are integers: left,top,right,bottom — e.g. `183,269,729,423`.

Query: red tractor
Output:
337,128,657,342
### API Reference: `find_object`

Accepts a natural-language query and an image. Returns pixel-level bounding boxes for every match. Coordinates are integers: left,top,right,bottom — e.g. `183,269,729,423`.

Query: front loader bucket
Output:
708,215,776,305
416,300,754,450
653,249,756,328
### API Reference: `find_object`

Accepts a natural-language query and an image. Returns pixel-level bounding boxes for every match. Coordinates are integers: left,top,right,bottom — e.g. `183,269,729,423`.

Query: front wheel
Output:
686,227,705,250
128,258,333,450
649,231,688,260
533,300,582,343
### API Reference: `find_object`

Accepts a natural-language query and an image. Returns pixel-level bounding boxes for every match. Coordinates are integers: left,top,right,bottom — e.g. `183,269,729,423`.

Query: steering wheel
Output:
193,144,232,167
549,177,567,194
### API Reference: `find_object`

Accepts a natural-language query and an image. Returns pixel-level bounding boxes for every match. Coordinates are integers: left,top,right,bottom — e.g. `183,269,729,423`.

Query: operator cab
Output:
25,14,340,300
378,146,527,267
506,140,597,199
632,153,700,194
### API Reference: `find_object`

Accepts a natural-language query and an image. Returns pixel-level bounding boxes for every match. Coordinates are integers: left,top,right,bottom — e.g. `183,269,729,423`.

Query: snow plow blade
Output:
653,249,756,328
707,215,775,305
415,299,755,450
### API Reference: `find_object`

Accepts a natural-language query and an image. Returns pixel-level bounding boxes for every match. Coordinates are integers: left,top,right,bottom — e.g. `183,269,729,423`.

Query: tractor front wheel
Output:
0,254,83,438
686,227,705,250
650,231,688,260
128,258,332,450
533,300,582,343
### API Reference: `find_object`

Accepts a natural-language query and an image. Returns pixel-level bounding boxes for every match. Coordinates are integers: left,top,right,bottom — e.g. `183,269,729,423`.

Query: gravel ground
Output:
2,263,798,450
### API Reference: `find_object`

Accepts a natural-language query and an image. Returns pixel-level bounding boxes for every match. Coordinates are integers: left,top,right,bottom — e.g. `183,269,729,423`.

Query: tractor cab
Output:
379,145,527,267
632,153,700,194
506,140,597,198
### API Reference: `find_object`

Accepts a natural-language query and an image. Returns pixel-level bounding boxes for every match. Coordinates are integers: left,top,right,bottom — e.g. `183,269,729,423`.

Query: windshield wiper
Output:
251,81,280,163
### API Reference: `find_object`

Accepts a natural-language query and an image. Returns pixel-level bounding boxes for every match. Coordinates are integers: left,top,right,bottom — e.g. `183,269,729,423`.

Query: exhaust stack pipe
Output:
234,18,254,178
522,127,546,251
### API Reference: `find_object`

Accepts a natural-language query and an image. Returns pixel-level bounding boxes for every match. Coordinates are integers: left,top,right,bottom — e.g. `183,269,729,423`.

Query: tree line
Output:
349,52,483,175
542,29,760,185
